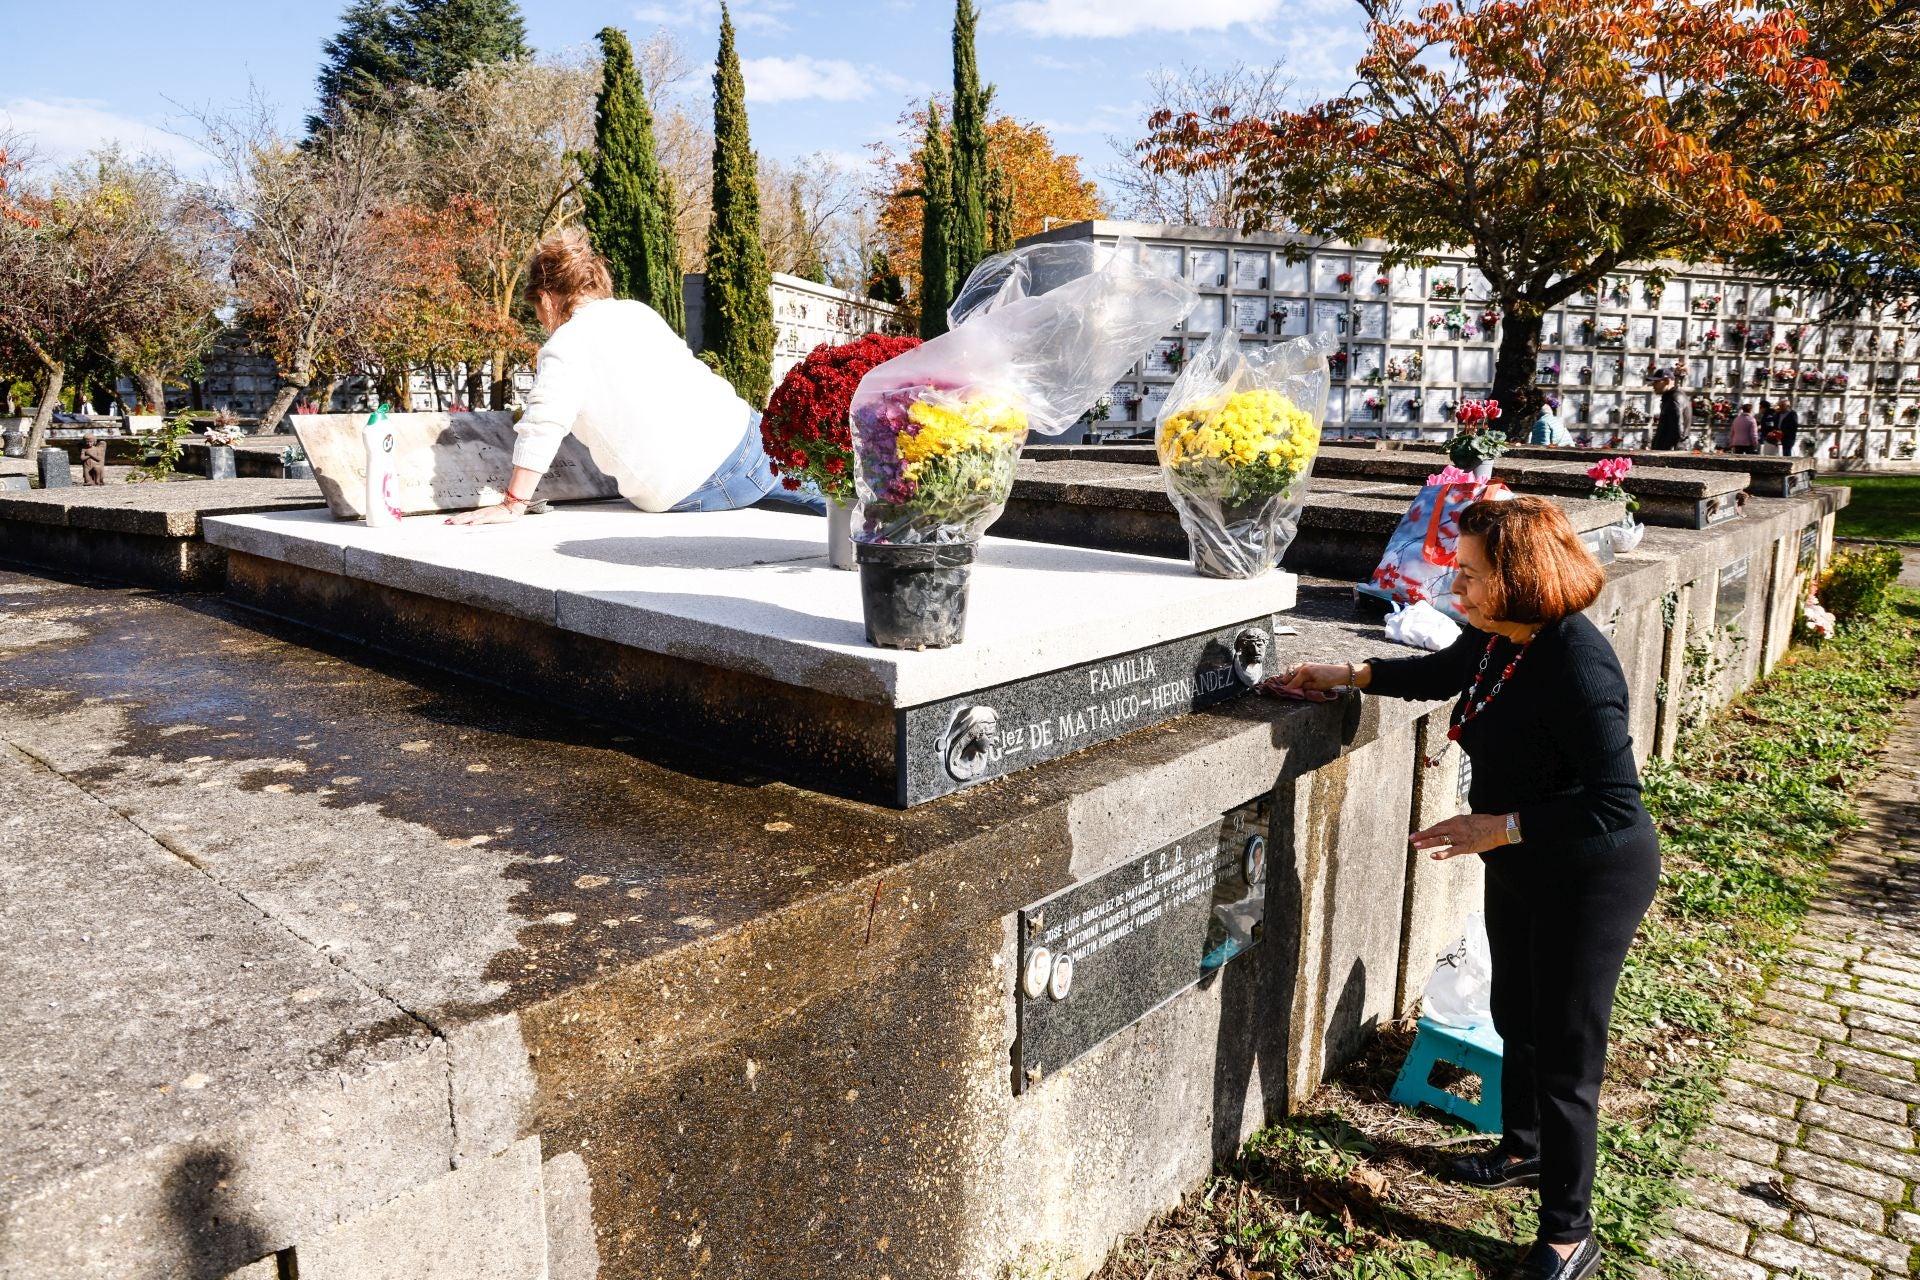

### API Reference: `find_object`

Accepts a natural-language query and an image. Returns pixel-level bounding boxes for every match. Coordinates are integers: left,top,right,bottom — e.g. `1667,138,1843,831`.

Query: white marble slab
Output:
204,505,1297,707
288,411,620,519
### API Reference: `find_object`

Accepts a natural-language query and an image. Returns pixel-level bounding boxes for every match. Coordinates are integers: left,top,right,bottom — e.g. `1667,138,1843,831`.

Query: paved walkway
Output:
1648,699,1920,1279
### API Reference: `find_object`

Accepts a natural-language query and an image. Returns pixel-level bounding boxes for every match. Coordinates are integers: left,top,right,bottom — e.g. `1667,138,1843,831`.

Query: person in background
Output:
1776,398,1801,456
1278,497,1657,1280
1529,396,1573,446
1649,369,1689,450
448,227,782,526
1728,403,1760,454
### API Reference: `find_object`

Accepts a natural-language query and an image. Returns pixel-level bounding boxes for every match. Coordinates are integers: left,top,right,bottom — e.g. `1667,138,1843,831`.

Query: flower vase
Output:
1605,515,1645,556
1180,498,1289,579
1473,460,1495,481
827,497,856,570
856,542,974,648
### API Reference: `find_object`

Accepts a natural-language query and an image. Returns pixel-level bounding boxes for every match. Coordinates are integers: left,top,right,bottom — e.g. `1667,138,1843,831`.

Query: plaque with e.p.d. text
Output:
1013,799,1270,1093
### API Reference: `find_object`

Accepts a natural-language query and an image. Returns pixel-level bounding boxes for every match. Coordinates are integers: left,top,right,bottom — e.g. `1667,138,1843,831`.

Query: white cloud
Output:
0,97,206,171
995,0,1285,37
743,55,873,103
631,0,793,33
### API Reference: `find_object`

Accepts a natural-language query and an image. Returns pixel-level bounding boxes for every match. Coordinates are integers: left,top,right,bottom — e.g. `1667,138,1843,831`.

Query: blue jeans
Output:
670,412,780,512
669,412,827,514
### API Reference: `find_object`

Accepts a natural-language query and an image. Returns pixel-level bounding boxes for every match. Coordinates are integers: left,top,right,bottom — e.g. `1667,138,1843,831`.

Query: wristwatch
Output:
1504,813,1523,845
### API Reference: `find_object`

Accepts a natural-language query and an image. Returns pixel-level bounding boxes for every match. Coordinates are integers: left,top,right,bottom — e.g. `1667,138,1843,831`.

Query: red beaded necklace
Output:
1424,633,1535,768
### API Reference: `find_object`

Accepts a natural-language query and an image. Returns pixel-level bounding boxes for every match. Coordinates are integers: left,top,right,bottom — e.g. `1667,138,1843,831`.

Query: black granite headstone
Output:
36,448,70,489
898,618,1277,805
1013,798,1270,1092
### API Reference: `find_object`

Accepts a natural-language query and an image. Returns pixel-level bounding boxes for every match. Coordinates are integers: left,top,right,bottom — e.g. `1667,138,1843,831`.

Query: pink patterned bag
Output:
1355,479,1515,622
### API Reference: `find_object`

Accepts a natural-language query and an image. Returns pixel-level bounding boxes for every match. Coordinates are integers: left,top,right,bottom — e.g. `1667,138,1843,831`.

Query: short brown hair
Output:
1458,496,1606,624
525,227,613,320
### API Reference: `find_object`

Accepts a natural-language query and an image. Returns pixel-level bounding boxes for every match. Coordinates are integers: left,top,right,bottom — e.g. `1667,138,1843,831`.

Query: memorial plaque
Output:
1234,251,1270,291
1190,249,1228,287
290,411,619,519
1272,258,1309,294
1716,556,1750,628
1187,295,1226,333
1798,523,1818,570
1013,798,1270,1091
1784,470,1813,497
1312,255,1349,293
900,618,1276,805
1702,491,1745,527
1234,296,1270,334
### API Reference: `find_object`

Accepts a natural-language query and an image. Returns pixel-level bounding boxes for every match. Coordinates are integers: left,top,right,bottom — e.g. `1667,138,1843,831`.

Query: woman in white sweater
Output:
448,228,777,525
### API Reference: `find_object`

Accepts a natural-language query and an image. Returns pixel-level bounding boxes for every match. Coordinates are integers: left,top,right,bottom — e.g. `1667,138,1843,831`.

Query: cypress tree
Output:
398,0,530,88
701,3,775,404
309,0,407,133
582,26,685,334
917,104,955,339
865,250,905,305
948,0,994,288
987,162,1014,256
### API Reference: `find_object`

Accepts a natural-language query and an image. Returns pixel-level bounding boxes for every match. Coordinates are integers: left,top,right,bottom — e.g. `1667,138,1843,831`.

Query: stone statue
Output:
80,435,108,486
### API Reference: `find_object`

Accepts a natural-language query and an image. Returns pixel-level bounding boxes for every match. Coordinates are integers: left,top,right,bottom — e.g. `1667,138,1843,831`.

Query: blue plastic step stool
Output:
1390,1016,1505,1133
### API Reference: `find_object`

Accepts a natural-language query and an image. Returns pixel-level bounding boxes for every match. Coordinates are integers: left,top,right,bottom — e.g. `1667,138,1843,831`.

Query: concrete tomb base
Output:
204,505,1298,805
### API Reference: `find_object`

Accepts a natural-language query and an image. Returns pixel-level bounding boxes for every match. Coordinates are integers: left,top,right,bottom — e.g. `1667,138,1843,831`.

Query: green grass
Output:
1093,589,1920,1280
1817,473,1920,543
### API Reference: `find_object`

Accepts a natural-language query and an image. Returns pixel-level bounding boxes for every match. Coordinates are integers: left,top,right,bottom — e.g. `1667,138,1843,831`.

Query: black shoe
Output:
1443,1148,1541,1188
1508,1237,1601,1280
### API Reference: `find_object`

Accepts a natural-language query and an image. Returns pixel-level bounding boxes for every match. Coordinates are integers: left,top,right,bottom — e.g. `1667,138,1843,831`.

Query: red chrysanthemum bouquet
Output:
760,333,923,507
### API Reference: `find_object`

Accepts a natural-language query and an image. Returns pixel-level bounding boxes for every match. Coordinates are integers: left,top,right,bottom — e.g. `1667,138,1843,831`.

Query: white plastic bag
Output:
1155,329,1333,578
1597,515,1646,556
1423,911,1493,1029
1385,599,1463,652
850,238,1195,545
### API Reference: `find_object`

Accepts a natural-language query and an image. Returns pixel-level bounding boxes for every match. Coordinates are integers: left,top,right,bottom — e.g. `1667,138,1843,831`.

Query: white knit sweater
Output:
510,298,751,511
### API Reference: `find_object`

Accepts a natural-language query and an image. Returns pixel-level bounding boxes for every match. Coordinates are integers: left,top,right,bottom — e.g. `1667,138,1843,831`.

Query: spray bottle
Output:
360,404,402,527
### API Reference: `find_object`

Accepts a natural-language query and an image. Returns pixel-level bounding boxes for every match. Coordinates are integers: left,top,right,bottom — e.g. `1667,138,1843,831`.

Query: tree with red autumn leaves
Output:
1139,0,1916,429
759,333,921,505
361,198,527,409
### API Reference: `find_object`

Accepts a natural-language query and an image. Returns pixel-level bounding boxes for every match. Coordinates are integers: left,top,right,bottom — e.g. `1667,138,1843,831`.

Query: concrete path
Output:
1648,699,1920,1279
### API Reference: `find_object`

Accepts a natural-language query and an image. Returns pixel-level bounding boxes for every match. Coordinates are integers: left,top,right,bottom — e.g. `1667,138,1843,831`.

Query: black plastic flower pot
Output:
857,541,975,649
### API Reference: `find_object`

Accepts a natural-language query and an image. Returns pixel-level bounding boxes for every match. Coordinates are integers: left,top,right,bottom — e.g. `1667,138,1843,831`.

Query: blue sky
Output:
3,0,1365,196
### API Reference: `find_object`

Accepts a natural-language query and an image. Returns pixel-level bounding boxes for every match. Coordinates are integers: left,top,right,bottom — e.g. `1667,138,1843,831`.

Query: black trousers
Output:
1483,823,1661,1242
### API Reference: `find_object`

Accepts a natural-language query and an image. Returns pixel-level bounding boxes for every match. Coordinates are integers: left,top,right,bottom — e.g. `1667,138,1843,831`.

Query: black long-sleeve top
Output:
1367,612,1650,852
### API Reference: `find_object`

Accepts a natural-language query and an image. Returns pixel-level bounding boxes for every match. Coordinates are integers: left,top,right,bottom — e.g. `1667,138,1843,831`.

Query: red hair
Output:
1458,496,1606,623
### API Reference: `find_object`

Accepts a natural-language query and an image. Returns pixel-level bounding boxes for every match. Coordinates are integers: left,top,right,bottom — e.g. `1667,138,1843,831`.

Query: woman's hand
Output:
1411,812,1510,860
1266,662,1367,702
444,504,521,526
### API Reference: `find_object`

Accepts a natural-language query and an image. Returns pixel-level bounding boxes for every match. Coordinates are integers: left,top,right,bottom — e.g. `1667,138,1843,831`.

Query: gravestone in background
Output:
288,411,620,520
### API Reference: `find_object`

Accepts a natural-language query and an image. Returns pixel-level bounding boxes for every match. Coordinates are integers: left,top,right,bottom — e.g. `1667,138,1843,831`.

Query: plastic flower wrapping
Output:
850,238,1196,544
1155,328,1334,578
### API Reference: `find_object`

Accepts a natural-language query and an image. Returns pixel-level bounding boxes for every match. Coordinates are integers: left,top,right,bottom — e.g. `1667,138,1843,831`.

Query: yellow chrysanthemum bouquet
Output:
849,239,1195,647
1157,330,1334,578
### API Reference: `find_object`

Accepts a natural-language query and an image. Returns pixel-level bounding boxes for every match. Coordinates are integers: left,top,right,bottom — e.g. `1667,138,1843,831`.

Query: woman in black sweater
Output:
1278,496,1659,1280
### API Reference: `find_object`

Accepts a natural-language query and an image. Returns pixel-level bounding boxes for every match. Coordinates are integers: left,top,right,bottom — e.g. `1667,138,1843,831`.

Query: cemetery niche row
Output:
1050,223,1920,457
